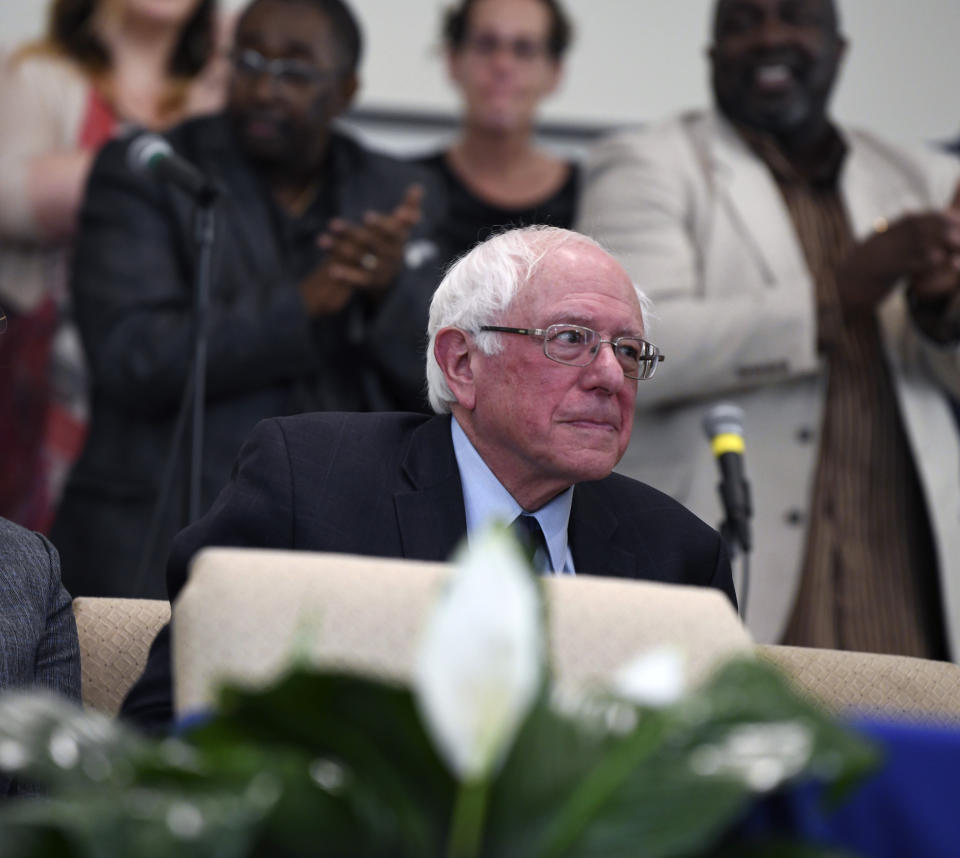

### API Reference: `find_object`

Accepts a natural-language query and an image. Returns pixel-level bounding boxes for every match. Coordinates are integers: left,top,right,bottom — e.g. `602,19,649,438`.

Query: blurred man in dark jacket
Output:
52,0,443,599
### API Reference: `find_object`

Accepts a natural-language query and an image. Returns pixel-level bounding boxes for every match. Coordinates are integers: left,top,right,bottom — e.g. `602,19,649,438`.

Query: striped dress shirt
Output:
740,127,947,659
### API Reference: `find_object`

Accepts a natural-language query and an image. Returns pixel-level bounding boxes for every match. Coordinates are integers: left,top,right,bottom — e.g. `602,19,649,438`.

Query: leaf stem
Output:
536,712,669,858
446,779,489,858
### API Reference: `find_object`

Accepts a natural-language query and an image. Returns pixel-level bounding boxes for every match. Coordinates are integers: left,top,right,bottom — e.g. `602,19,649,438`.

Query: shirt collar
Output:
734,121,848,188
450,416,575,574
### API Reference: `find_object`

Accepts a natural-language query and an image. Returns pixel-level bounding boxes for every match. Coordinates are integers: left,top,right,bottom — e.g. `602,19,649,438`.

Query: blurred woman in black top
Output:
417,0,577,263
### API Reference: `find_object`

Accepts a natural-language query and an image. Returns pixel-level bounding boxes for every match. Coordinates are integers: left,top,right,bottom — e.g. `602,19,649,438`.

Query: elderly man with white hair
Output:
120,225,735,730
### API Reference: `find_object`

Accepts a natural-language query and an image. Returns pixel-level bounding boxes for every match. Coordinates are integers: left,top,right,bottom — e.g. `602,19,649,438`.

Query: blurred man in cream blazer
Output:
577,0,960,659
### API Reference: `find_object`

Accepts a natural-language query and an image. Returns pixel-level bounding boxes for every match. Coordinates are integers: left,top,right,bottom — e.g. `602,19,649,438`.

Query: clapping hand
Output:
299,184,424,316
907,182,960,308
320,184,423,291
836,181,960,317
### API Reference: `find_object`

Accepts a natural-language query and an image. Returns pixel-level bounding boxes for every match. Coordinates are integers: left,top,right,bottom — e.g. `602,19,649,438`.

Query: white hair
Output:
425,225,652,414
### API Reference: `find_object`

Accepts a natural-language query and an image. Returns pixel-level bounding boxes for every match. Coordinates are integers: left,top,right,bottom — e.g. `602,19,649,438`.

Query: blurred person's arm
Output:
31,532,82,703
302,154,445,413
837,149,960,402
0,53,94,244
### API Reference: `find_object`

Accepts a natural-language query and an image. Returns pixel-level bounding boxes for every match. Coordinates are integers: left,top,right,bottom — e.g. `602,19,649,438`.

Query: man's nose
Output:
582,341,625,392
249,70,284,102
754,12,798,49
488,45,519,74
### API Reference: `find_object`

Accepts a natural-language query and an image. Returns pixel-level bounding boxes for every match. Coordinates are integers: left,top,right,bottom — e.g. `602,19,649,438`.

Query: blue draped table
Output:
748,717,960,856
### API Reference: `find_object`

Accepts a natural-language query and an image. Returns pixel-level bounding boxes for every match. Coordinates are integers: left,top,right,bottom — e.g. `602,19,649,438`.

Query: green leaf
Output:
480,692,627,857
0,659,878,858
487,659,878,858
191,670,458,856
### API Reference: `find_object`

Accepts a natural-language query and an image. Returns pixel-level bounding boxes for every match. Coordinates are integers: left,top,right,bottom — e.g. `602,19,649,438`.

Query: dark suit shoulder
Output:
594,470,712,517
0,518,56,600
578,472,736,606
332,131,434,184
252,411,438,492
0,517,49,566
268,410,435,451
574,473,720,557
93,114,226,174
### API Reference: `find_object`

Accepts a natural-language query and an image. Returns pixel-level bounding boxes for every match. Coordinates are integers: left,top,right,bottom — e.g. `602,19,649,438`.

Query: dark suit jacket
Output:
52,115,444,600
0,517,81,795
122,412,735,729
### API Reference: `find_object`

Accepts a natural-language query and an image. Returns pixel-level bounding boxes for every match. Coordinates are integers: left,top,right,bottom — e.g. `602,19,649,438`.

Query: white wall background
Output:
2,0,957,147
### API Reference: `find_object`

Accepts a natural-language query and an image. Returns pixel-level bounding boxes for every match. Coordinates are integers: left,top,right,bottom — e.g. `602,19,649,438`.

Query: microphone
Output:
128,133,219,204
702,403,752,555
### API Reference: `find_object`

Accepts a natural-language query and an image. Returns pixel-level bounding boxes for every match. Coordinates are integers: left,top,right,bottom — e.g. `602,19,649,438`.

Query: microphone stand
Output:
185,197,217,525
717,478,752,621
721,520,751,621
135,188,218,594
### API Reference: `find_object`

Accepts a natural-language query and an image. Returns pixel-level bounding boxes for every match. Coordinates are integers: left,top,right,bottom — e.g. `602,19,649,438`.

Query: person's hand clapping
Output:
836,186,960,318
318,183,423,293
298,184,424,316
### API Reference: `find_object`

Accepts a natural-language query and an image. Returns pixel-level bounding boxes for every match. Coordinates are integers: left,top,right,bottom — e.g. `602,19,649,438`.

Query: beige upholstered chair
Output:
72,597,170,715
172,548,754,717
757,644,960,724
72,550,960,726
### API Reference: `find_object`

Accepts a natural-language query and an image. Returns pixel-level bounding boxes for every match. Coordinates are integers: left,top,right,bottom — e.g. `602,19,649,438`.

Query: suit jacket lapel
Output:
394,419,652,578
395,416,467,562
569,483,644,580
705,112,809,289
200,119,285,281
328,134,369,225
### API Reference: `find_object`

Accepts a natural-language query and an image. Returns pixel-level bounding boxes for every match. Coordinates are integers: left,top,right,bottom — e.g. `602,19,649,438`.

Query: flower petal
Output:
414,525,544,781
612,646,686,708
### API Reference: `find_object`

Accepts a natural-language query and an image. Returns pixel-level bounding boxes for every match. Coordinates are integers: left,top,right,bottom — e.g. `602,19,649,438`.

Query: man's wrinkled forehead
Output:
711,0,841,38
517,244,644,329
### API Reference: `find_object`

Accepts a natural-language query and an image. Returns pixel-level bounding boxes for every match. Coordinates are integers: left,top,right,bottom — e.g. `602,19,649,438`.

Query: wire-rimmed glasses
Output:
231,49,344,90
479,324,664,380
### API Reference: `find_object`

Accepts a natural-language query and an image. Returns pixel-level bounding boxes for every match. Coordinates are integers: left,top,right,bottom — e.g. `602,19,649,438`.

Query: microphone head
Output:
127,133,173,175
703,402,745,441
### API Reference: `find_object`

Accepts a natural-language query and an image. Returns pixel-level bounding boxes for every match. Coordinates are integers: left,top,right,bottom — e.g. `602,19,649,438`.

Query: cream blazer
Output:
577,110,960,655
0,52,89,312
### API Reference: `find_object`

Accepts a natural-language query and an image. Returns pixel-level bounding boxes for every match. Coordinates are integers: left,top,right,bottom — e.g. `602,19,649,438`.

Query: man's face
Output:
227,0,356,168
709,0,845,139
447,0,561,134
466,241,644,509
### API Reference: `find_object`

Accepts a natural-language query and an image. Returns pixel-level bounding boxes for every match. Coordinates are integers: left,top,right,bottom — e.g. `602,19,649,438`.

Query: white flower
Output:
414,525,544,782
611,646,686,708
689,721,814,792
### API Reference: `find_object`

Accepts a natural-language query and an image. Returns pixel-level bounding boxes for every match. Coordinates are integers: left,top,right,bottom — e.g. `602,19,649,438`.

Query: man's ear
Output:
332,73,360,117
445,48,463,89
543,58,564,98
836,34,849,65
434,327,477,411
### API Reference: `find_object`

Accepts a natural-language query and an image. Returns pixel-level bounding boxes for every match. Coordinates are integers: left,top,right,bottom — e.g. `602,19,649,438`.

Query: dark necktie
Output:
512,513,552,573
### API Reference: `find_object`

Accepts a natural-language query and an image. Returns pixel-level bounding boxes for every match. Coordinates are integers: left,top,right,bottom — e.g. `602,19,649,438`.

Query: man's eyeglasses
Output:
464,33,549,62
231,49,342,89
479,324,665,380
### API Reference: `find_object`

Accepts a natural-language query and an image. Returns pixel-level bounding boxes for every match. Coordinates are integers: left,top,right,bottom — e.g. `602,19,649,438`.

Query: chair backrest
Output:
172,547,753,717
758,644,960,724
73,597,170,715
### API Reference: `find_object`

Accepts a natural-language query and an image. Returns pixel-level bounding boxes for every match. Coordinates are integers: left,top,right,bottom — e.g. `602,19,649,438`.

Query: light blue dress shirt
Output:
450,417,575,575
